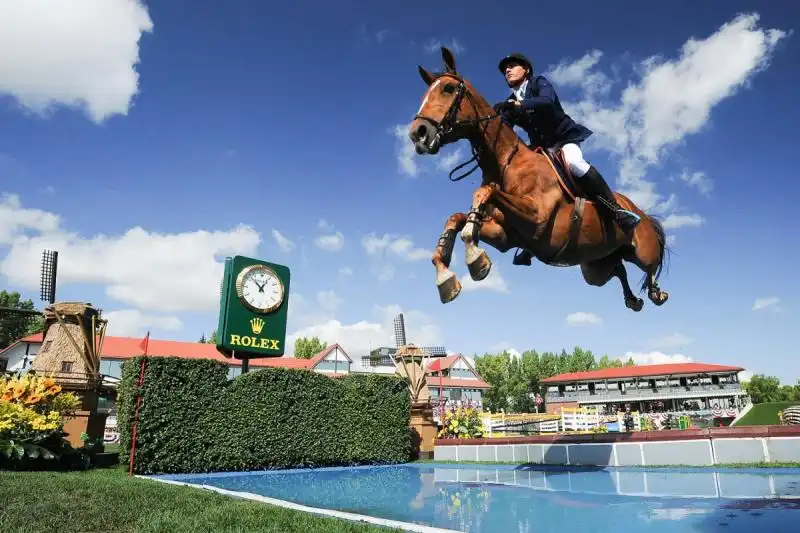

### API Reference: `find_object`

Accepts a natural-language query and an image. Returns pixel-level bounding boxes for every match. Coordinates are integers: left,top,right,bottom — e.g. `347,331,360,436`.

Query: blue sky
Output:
1,1,798,382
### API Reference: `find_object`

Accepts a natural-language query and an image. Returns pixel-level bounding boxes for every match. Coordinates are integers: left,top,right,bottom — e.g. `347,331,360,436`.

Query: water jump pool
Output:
148,463,800,533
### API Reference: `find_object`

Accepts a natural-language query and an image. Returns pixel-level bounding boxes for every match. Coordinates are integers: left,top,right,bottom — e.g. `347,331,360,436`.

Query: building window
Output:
61,361,73,373
42,340,53,353
0,359,7,372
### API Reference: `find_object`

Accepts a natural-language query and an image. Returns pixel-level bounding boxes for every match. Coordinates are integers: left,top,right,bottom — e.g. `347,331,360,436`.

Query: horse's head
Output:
409,46,485,155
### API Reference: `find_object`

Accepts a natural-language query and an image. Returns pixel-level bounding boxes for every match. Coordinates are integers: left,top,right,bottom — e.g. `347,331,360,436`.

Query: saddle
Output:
529,145,590,266
534,145,587,201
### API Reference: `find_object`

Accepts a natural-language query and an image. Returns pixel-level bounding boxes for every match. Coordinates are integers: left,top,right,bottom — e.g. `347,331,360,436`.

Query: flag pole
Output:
129,331,150,476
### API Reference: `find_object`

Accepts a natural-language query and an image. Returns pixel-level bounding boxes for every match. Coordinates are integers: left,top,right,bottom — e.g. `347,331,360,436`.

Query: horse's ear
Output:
441,46,457,74
418,65,435,85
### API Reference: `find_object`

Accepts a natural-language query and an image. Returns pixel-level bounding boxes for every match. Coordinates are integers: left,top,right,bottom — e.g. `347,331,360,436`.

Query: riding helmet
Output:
498,52,533,74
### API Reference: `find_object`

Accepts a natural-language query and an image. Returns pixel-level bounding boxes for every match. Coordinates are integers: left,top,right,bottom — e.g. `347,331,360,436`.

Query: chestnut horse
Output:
408,47,669,312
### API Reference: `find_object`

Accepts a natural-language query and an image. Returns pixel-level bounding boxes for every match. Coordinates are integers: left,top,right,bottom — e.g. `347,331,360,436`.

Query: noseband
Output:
413,75,516,181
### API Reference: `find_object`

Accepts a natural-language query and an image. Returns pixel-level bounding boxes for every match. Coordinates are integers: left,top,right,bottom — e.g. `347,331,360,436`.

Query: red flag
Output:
138,331,150,355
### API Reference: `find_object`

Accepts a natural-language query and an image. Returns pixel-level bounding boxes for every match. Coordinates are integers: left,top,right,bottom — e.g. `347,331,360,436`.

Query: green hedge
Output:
116,357,411,474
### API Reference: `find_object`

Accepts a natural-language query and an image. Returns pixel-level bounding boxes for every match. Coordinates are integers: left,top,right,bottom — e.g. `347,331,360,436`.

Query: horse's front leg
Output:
460,184,496,281
435,209,517,304
433,212,467,304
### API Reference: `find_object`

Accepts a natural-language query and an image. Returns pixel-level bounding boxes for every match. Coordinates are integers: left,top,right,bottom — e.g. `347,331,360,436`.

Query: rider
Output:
493,52,641,266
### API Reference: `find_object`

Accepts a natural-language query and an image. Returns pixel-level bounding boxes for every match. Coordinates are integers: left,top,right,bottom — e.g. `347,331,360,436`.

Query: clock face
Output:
236,265,284,313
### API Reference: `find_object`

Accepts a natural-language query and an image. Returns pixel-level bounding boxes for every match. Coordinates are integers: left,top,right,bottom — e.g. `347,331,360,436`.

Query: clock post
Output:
216,255,291,372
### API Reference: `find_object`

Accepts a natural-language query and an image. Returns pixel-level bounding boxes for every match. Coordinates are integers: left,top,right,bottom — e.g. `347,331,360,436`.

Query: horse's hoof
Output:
436,271,461,304
466,246,492,281
649,290,669,306
626,297,644,312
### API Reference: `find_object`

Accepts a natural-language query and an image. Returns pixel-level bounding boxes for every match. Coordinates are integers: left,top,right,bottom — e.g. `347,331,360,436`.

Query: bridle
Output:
413,74,519,182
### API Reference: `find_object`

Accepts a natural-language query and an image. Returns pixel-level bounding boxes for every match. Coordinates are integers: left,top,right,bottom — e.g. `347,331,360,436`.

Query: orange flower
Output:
23,393,43,405
11,383,27,399
46,385,62,395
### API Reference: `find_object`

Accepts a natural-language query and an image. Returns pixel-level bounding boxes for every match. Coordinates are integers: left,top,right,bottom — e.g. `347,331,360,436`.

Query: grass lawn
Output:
734,401,800,426
0,465,403,533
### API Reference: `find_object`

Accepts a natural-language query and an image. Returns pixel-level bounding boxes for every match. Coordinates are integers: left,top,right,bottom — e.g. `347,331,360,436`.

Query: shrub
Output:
0,373,85,470
116,357,412,474
437,406,484,439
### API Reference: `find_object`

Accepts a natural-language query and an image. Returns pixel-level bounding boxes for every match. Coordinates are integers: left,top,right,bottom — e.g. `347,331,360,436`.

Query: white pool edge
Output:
137,475,462,533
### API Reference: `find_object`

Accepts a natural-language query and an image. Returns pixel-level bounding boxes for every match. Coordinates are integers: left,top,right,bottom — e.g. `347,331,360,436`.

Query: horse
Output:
407,46,670,312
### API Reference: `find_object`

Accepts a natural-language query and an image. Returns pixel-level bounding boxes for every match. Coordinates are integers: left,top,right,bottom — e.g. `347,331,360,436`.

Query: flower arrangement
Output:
437,406,484,439
0,373,82,466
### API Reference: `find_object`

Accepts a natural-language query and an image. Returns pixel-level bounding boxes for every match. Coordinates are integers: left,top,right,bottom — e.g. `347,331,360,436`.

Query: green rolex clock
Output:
235,263,285,314
217,256,291,359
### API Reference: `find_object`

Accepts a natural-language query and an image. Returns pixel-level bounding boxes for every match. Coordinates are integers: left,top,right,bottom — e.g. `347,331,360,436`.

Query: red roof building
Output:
541,362,750,419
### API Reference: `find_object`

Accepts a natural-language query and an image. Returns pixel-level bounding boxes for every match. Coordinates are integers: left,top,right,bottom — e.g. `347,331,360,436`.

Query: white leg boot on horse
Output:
434,210,518,304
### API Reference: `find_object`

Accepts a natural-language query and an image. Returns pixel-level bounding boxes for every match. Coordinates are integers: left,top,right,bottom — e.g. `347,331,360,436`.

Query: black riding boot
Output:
513,248,533,266
581,166,641,233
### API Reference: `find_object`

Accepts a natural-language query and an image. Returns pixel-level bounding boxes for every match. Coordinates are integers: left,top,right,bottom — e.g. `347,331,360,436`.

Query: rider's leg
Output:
560,143,641,232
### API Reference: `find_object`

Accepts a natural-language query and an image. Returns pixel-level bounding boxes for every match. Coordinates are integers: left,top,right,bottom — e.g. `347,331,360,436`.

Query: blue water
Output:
155,463,800,532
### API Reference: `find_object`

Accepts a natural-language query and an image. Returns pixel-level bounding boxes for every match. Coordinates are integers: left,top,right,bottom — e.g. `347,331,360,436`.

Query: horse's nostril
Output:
415,124,428,140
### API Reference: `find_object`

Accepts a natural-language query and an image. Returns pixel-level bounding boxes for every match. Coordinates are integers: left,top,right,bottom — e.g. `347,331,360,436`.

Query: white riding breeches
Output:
549,143,591,178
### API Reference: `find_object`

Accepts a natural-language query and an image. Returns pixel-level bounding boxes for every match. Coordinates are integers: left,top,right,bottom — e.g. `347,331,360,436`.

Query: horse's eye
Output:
442,84,455,94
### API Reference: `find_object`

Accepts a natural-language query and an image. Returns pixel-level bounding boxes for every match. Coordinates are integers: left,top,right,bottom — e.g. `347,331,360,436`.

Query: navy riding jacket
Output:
504,75,593,149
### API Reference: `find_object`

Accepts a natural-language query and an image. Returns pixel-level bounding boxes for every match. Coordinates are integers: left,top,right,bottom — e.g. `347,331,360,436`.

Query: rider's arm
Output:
518,77,556,112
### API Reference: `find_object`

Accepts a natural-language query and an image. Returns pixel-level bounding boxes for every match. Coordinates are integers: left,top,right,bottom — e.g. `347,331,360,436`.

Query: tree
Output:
198,333,207,343
0,291,44,350
294,336,327,359
743,374,783,404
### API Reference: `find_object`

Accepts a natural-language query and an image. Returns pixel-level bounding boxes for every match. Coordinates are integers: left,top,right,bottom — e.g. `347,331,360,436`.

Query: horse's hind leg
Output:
614,262,644,312
624,216,669,306
581,252,642,312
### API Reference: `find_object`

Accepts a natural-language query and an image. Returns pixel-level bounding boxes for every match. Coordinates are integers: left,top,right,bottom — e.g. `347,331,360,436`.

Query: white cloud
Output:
317,290,343,313
390,123,420,177
271,229,294,252
648,332,694,351
285,303,442,357
314,231,344,252
566,312,603,326
376,264,395,282
103,308,183,338
547,49,611,98
389,122,469,179
459,265,509,294
0,193,60,243
317,219,334,231
0,194,260,313
361,232,430,263
435,146,467,171
0,0,154,123
489,342,521,359
547,13,788,217
621,351,694,365
422,38,465,54
339,266,353,276
662,214,706,230
752,296,781,312
676,169,714,196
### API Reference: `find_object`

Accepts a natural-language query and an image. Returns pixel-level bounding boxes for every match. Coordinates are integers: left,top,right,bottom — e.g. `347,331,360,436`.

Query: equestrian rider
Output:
493,52,641,266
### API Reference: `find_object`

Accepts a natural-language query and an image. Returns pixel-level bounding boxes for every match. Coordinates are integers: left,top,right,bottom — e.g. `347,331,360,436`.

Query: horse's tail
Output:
639,213,670,293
